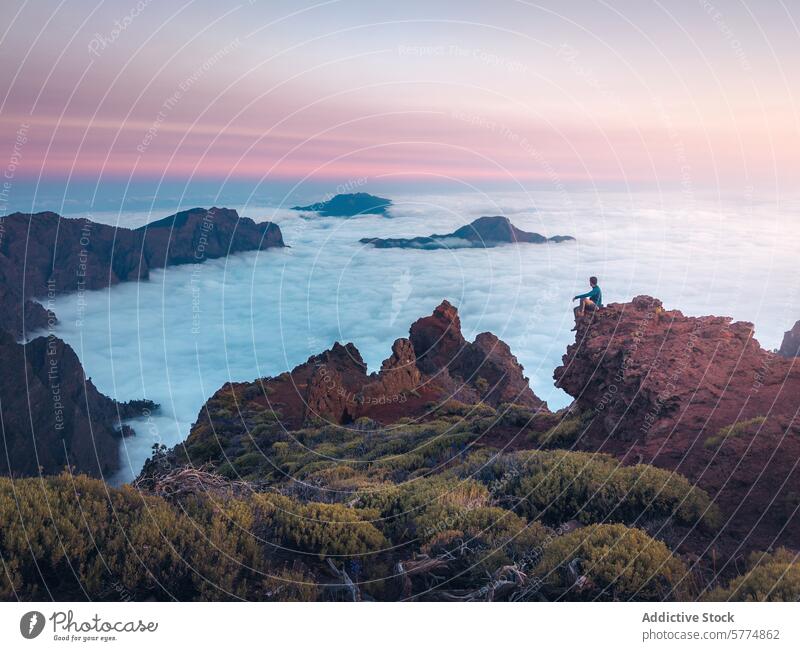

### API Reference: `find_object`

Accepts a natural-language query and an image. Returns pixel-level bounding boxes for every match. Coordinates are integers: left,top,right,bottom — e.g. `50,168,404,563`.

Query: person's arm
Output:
574,289,592,300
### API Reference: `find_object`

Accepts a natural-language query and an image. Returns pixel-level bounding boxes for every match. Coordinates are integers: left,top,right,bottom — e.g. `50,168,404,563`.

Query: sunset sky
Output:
2,0,798,209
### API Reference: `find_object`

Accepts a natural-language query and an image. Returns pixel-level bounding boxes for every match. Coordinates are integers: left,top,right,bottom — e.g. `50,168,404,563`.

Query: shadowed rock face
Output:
0,329,155,478
360,215,573,249
189,300,547,436
555,295,800,551
779,319,800,357
292,193,392,217
0,208,284,338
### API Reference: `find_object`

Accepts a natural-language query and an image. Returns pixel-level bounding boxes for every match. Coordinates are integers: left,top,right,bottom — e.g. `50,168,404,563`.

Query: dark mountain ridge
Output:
0,329,156,477
0,207,284,337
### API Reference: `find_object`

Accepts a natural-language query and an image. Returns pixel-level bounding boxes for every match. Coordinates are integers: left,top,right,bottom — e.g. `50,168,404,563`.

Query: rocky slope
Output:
360,215,573,249
293,192,392,216
0,329,155,477
555,295,800,552
779,319,800,357
0,207,284,338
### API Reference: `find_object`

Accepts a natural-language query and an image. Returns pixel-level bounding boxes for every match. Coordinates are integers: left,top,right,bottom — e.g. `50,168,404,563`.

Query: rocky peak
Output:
778,319,800,357
195,300,547,431
451,215,545,243
360,216,573,249
292,193,392,217
368,338,422,397
409,299,466,374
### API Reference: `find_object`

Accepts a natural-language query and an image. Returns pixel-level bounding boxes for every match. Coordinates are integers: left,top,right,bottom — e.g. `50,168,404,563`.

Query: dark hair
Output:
590,276,598,285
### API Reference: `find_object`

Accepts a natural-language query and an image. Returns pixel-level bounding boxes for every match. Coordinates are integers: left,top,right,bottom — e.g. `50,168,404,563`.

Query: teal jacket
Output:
575,285,602,307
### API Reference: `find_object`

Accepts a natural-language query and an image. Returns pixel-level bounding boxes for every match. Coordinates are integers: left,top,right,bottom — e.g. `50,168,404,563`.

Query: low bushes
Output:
535,523,689,600
0,474,278,600
444,449,718,530
0,474,390,600
258,495,387,559
528,415,586,448
357,477,491,543
706,548,800,601
505,451,719,529
704,416,766,449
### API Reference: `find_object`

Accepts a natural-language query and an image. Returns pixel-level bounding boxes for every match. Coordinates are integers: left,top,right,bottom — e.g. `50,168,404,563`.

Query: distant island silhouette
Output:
360,215,574,249
292,192,392,216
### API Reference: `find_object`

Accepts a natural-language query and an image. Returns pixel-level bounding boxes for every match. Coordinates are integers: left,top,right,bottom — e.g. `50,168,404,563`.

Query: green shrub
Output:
434,400,496,418
496,403,538,428
704,416,766,449
357,477,491,543
424,507,549,557
706,548,800,601
252,494,387,559
528,415,585,448
507,451,719,529
535,524,689,600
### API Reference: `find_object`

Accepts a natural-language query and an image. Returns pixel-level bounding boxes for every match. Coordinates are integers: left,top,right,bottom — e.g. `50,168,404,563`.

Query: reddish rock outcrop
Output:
409,300,545,409
303,343,369,424
778,319,800,357
555,295,800,551
555,295,800,440
0,208,284,338
0,330,155,477
361,338,422,404
194,301,547,432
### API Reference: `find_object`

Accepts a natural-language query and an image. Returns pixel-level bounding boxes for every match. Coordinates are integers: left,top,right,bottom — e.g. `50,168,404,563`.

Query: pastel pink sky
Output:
2,0,798,193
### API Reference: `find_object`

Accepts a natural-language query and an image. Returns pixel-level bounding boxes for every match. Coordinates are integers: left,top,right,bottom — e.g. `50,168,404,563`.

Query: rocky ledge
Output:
360,215,573,249
0,207,284,337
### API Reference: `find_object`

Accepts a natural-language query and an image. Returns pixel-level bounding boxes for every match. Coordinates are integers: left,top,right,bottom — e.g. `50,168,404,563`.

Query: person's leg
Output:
573,299,597,330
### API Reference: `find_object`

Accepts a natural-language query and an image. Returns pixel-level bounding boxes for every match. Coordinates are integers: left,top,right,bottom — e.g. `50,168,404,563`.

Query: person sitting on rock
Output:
572,276,602,328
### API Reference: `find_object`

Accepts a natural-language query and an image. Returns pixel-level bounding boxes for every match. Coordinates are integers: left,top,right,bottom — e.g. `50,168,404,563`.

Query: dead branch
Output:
134,466,251,500
430,563,531,602
326,558,361,602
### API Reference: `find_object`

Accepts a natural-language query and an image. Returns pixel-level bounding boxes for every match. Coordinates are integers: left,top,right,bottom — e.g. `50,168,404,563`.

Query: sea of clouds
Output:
45,190,800,484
